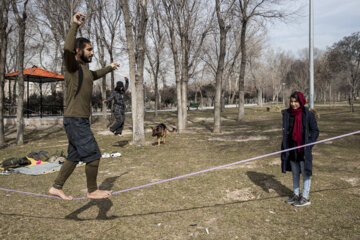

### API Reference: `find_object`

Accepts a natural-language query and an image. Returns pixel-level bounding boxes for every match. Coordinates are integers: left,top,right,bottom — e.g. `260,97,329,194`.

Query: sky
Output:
267,0,360,55
95,0,360,83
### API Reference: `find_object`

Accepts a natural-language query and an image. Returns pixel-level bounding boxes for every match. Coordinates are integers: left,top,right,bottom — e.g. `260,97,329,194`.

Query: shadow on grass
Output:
65,172,128,221
246,171,292,196
113,140,129,147
1,124,63,150
187,118,213,132
24,124,63,144
1,185,358,221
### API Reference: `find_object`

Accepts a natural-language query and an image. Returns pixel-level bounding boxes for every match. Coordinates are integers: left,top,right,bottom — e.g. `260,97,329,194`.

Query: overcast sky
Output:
267,0,360,55
101,0,360,82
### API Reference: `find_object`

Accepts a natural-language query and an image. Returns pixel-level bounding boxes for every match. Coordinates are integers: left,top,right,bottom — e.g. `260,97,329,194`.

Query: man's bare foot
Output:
49,187,73,200
87,190,112,199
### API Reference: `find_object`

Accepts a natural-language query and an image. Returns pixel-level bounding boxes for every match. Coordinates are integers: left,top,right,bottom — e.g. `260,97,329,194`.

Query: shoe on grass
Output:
284,194,300,204
292,196,311,207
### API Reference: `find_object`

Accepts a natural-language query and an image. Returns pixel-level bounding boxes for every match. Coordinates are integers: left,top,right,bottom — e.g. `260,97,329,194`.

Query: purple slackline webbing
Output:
1,130,359,200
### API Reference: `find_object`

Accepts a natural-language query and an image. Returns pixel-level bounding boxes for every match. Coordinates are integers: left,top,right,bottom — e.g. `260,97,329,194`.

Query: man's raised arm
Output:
63,12,86,72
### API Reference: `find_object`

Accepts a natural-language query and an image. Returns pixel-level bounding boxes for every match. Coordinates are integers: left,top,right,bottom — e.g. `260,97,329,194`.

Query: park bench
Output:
188,103,200,110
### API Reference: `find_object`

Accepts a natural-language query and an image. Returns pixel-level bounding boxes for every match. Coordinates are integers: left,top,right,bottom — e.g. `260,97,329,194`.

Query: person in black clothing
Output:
103,77,129,136
281,91,319,207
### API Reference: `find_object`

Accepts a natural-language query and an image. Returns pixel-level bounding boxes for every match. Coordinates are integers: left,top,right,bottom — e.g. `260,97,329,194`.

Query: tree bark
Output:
257,87,262,107
120,0,147,145
94,5,108,126
237,20,246,121
0,0,10,144
12,0,28,145
213,0,230,133
162,0,183,132
180,35,188,130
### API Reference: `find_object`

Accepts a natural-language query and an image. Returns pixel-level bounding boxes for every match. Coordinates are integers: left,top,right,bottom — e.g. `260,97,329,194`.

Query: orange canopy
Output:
5,66,64,83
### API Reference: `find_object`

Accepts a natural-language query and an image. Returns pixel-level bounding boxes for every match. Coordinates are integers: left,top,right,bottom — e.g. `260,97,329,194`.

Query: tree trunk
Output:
180,33,190,131
0,1,10,144
213,0,228,133
12,0,28,145
154,53,160,117
237,21,247,121
110,54,115,90
0,36,6,143
257,87,262,107
230,88,236,105
120,0,147,145
101,76,107,123
179,34,188,131
163,1,183,132
12,81,16,114
176,69,183,132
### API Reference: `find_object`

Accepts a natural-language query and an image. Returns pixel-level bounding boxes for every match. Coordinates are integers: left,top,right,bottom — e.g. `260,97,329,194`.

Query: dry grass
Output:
1,105,360,239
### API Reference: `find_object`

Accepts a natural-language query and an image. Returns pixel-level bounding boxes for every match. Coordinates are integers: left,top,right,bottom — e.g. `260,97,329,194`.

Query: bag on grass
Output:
27,151,49,161
1,157,31,170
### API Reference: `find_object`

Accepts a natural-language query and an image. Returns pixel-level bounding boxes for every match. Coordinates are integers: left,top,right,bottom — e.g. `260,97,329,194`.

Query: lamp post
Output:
309,0,314,108
282,82,286,106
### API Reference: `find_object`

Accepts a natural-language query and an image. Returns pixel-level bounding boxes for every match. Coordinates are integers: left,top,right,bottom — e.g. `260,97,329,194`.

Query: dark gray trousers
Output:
110,110,125,135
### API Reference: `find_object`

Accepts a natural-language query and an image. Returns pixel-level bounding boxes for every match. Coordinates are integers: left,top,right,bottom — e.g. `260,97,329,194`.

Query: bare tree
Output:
162,0,214,132
36,0,82,106
235,0,294,121
285,59,308,93
147,0,166,117
245,32,266,106
0,0,13,144
36,0,82,71
11,0,29,145
93,0,108,124
119,0,148,146
97,0,121,91
248,56,264,106
327,32,360,100
269,50,293,102
213,0,234,133
162,0,183,130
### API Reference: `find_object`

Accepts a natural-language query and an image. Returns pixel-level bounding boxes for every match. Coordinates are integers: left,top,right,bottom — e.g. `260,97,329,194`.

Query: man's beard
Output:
80,52,92,63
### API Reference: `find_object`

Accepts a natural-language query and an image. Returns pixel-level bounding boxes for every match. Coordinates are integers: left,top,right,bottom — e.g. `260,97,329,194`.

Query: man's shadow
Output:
112,140,129,147
246,171,292,196
65,172,128,221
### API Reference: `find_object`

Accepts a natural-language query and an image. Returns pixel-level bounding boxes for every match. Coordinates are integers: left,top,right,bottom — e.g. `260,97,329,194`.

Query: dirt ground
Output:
1,105,359,239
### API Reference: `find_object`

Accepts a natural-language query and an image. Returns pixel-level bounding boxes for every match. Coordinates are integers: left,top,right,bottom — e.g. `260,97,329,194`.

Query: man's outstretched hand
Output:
111,62,120,70
73,12,86,25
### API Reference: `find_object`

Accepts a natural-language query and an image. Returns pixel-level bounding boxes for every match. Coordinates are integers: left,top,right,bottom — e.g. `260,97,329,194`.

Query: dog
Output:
152,123,176,146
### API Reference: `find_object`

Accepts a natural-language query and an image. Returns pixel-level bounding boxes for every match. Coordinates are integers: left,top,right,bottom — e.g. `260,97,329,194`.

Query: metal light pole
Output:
309,0,314,108
282,82,286,107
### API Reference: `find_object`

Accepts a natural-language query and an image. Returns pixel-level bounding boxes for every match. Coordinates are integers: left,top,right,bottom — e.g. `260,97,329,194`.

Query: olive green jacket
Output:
63,22,112,118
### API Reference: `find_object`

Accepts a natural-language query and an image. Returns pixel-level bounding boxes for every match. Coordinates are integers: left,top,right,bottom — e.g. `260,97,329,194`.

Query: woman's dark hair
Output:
290,91,300,102
115,81,124,92
75,37,91,51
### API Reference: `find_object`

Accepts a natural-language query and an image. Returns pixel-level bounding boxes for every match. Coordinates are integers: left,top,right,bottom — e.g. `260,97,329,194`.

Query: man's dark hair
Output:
75,37,91,51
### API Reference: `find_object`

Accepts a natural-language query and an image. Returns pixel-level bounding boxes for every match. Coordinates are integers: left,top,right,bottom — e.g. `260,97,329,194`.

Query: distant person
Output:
281,91,319,207
348,96,354,112
48,12,120,200
103,77,129,136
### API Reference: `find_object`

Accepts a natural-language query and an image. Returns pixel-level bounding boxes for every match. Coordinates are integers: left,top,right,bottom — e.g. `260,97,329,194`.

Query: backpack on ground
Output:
0,157,31,170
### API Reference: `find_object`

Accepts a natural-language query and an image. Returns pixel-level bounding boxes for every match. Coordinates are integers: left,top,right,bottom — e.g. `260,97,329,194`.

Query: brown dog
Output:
152,123,176,146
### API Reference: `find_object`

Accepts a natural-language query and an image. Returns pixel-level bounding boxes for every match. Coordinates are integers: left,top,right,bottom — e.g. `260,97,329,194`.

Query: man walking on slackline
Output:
49,12,120,200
